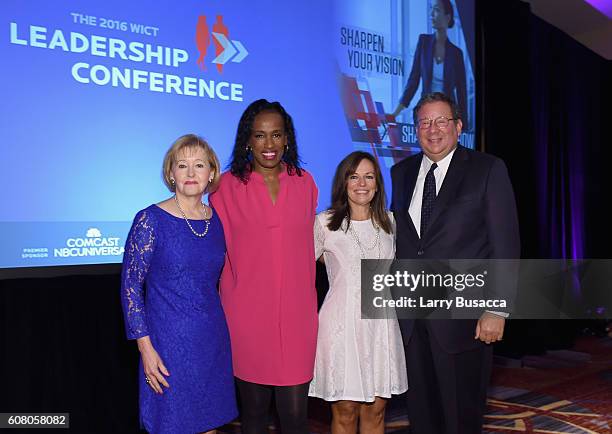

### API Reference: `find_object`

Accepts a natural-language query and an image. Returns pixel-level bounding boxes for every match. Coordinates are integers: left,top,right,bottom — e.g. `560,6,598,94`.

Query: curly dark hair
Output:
327,151,392,234
229,99,303,183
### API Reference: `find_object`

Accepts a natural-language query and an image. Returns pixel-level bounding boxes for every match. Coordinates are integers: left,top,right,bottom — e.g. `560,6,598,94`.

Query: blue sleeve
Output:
120,209,156,340
400,34,425,108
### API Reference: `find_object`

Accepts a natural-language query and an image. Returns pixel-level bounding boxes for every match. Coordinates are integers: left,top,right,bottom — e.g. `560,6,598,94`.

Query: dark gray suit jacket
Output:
390,145,520,353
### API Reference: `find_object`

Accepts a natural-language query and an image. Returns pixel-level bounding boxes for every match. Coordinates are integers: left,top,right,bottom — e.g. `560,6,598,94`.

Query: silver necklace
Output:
174,195,210,238
347,218,381,260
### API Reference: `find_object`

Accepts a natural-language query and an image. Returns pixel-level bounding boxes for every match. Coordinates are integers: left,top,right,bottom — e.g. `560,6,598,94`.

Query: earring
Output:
284,144,289,152
170,178,175,184
245,145,251,153
208,176,213,183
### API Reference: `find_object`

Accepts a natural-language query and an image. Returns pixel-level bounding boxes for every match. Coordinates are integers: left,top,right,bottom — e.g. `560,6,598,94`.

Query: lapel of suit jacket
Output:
402,153,422,241
422,146,469,239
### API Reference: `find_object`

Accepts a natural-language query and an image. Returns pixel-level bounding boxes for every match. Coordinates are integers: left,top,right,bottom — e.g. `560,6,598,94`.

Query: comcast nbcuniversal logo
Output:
54,228,124,258
86,228,102,238
195,15,249,73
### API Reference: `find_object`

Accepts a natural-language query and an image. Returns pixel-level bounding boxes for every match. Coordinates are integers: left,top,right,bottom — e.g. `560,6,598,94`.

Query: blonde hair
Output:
162,134,221,193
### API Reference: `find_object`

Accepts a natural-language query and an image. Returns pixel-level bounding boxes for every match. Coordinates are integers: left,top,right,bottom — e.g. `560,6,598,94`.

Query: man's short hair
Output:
413,92,462,126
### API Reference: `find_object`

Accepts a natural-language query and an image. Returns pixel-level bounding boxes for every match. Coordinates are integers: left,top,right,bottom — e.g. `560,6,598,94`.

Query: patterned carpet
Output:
219,336,612,433
482,336,612,433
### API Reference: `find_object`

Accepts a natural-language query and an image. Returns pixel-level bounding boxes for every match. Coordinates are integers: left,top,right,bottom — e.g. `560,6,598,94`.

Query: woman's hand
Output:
137,336,170,394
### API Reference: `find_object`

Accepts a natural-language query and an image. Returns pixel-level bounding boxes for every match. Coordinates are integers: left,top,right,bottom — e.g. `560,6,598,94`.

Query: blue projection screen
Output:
1,0,474,271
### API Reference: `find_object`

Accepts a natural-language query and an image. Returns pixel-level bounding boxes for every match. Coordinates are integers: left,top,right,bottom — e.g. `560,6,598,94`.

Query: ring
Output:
145,377,151,384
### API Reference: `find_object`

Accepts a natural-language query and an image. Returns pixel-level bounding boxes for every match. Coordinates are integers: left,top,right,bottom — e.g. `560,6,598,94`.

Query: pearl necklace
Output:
347,218,381,260
174,195,210,238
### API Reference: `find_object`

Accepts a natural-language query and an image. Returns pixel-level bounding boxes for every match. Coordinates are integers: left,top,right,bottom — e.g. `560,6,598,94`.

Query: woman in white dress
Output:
309,151,408,434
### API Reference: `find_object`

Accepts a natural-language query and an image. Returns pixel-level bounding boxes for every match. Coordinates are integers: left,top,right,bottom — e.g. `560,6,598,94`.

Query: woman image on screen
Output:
309,151,408,434
209,99,318,434
120,134,237,434
391,0,468,129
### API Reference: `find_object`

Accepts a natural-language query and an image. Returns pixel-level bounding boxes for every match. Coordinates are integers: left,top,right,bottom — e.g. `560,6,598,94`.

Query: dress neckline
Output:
248,165,289,184
350,218,374,223
153,204,214,221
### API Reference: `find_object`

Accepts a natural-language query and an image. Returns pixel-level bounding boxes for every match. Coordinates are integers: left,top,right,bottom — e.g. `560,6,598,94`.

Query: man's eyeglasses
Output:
416,116,457,130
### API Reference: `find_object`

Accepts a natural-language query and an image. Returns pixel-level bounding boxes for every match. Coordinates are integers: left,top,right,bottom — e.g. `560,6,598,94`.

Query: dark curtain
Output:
477,0,610,354
479,0,609,259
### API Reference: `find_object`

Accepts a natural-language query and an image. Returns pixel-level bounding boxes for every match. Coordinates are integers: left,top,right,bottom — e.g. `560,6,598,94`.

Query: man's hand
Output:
475,312,505,344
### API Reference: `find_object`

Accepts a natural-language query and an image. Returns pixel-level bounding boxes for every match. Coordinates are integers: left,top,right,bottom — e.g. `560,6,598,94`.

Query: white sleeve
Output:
388,211,397,258
314,214,326,260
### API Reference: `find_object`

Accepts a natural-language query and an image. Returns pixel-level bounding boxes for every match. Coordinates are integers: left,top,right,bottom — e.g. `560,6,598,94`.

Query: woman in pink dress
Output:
209,99,318,434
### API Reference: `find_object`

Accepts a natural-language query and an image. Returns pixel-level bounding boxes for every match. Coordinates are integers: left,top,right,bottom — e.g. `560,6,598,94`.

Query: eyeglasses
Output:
416,116,457,130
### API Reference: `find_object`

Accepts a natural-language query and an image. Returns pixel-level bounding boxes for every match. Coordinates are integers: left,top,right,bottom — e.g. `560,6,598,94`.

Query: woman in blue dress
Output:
121,134,237,434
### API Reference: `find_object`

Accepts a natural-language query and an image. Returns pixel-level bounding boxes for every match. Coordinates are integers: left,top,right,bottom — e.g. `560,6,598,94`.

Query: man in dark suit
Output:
390,92,519,433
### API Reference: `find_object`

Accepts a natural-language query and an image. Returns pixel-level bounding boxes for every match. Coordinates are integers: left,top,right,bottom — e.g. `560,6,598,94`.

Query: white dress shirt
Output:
408,147,456,238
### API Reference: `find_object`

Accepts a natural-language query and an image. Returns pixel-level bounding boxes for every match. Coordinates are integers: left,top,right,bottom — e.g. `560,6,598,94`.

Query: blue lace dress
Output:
121,205,237,434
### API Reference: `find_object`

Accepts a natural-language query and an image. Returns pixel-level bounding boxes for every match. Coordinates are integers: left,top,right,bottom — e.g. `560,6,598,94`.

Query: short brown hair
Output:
413,92,462,126
162,134,221,193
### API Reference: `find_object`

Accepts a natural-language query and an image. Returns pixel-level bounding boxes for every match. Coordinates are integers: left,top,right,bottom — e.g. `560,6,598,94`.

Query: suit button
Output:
417,250,424,256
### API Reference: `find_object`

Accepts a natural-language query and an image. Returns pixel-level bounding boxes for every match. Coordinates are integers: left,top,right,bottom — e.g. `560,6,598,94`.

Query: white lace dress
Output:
308,211,408,402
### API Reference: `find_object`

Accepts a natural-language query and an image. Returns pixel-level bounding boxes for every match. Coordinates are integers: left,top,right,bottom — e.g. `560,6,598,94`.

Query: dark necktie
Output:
420,162,438,238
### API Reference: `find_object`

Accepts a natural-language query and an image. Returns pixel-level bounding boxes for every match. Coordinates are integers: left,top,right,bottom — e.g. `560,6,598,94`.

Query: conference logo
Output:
54,228,124,258
195,15,249,73
9,10,248,101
